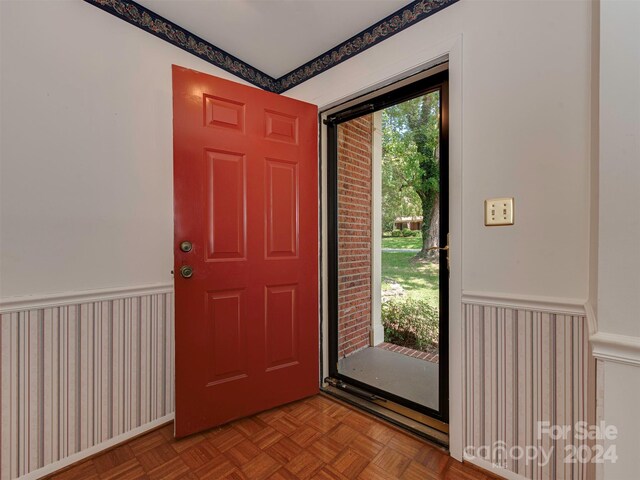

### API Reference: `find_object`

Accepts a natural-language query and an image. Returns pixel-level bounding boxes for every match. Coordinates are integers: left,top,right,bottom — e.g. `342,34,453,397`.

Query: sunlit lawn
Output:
381,236,422,249
381,251,439,308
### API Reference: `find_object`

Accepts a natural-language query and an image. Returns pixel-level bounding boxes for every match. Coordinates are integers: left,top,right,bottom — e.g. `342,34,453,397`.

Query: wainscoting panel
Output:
0,287,174,480
463,303,589,480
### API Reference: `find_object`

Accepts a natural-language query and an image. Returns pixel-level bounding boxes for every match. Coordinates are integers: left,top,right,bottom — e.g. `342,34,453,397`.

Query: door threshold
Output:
321,384,449,448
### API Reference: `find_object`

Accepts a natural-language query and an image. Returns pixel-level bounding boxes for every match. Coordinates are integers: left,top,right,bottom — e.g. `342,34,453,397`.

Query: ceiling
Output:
135,0,411,78
87,0,458,91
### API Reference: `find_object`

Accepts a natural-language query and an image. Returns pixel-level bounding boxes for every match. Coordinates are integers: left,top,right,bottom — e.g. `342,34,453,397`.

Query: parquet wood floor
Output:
46,395,499,480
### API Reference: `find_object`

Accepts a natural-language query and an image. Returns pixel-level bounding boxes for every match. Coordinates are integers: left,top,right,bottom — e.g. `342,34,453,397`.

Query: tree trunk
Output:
408,93,440,261
426,195,439,249
417,193,439,260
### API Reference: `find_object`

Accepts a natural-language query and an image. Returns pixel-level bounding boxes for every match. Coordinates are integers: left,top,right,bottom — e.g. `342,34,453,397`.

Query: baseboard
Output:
463,455,527,480
20,414,174,480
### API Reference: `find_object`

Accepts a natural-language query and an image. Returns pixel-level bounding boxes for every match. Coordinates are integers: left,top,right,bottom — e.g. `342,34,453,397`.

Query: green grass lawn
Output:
381,251,439,308
381,235,422,249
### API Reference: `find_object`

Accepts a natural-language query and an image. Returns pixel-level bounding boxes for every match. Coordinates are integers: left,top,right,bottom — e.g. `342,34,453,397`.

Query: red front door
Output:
172,66,318,437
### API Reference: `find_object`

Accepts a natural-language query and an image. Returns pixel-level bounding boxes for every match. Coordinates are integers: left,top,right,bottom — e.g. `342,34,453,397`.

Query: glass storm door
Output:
327,71,449,425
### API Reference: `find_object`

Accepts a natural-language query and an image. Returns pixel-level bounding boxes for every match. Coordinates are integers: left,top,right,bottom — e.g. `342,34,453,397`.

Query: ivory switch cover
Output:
485,197,514,226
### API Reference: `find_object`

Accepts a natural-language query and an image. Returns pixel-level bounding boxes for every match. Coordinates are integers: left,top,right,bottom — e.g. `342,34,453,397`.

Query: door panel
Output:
265,284,298,370
205,289,247,385
206,150,246,260
265,159,298,258
172,66,318,437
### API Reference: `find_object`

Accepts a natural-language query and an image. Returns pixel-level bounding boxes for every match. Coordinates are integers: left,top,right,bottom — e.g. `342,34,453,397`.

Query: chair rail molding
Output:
584,299,640,366
583,299,598,336
461,290,587,316
590,331,640,367
0,283,174,314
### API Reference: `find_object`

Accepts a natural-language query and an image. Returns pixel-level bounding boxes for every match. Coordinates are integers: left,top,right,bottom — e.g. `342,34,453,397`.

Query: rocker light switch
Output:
485,197,514,226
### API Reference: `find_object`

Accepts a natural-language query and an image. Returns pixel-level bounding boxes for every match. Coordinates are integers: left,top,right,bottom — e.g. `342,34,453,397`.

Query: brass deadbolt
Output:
180,265,194,278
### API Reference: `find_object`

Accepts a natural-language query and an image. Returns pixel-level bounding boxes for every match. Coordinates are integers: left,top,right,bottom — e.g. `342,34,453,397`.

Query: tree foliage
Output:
381,92,440,256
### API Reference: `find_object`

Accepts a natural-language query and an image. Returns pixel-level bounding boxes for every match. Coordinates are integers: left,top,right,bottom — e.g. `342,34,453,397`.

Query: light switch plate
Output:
485,197,514,226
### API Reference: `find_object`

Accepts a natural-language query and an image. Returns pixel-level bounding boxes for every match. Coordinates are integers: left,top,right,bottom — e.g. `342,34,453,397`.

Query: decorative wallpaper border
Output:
84,0,279,91
84,0,459,94
277,0,458,92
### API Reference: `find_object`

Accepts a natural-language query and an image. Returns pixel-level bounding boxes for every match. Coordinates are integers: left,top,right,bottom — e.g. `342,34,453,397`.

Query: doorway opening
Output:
325,70,449,434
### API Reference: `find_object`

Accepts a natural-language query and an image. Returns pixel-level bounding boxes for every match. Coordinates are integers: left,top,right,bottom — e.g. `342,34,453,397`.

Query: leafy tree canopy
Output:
381,92,440,256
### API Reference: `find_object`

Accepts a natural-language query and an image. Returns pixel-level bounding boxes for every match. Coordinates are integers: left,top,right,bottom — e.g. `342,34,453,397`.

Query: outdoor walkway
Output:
377,342,439,363
338,346,439,411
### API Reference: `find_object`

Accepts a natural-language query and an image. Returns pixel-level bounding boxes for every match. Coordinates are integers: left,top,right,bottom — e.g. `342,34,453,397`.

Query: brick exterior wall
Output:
337,114,373,358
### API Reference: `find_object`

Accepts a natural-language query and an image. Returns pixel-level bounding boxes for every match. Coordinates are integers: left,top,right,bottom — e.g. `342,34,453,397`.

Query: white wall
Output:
597,0,640,339
599,361,640,480
0,2,256,477
287,0,592,303
0,0,594,318
594,1,640,479
0,0,250,299
0,0,601,478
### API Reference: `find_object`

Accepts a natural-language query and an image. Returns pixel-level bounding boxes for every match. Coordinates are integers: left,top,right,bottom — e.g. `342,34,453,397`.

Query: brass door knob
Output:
180,241,193,252
180,265,194,278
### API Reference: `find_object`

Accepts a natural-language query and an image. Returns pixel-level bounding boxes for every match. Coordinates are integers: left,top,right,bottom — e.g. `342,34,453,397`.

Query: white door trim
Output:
445,34,463,460
371,110,384,346
318,34,464,459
